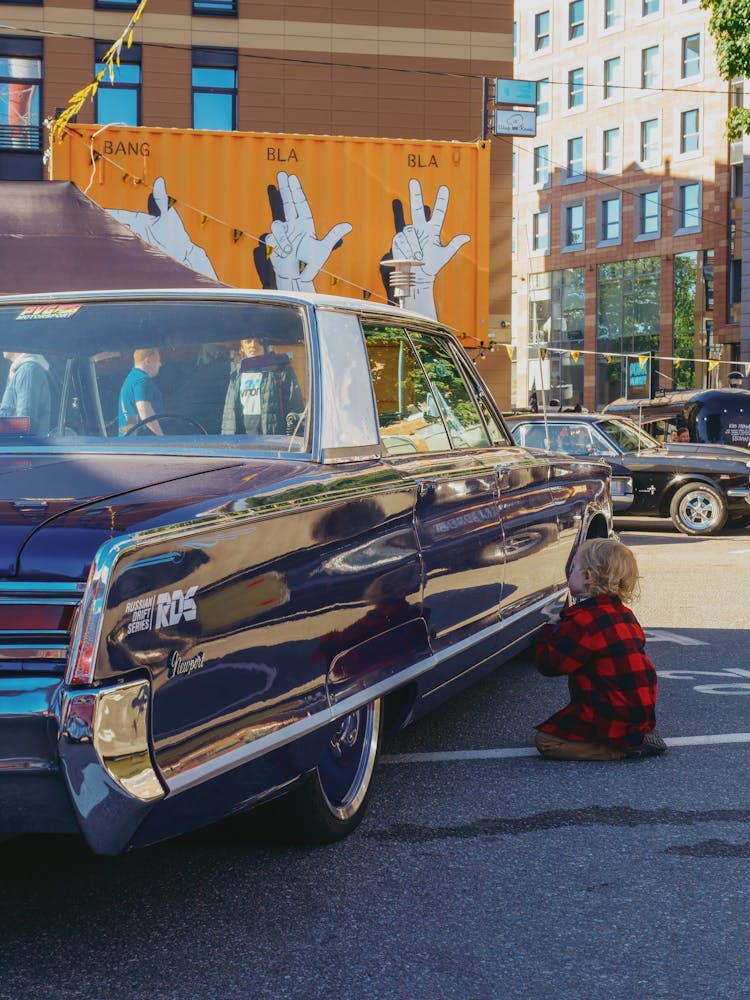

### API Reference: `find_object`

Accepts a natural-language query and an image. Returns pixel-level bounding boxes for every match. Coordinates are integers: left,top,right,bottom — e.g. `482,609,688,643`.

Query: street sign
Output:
493,109,537,137
494,78,537,107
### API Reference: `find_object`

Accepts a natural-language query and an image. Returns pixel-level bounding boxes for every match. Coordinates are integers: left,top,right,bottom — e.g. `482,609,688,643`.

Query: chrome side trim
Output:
164,589,567,795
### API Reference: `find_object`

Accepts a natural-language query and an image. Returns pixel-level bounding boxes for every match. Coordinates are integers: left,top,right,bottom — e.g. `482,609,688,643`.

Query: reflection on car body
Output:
0,288,613,854
507,412,750,536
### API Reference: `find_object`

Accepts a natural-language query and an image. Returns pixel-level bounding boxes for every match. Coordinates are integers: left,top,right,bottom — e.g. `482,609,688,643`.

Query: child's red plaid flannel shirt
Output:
534,595,658,751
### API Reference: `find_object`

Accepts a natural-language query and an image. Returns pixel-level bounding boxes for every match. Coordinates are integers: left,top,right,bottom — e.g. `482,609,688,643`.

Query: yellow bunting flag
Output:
539,347,547,361
330,276,339,288
51,0,149,143
674,359,682,369
708,359,720,372
200,214,208,227
638,354,649,370
571,350,581,363
232,229,243,243
606,355,613,363
265,242,275,259
505,344,515,360
362,290,372,300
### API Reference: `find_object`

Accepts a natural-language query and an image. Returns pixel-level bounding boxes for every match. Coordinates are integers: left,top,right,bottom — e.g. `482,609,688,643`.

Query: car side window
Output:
364,325,451,455
408,332,492,450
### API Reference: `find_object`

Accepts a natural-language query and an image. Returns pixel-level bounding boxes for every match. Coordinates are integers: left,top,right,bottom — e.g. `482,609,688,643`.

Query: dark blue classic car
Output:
0,289,612,854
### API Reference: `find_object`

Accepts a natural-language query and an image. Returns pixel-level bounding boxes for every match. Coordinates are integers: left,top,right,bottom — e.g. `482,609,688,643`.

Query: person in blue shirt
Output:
118,348,164,435
0,352,51,435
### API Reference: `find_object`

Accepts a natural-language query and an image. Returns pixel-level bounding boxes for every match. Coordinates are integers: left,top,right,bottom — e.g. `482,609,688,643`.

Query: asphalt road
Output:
1,521,748,1000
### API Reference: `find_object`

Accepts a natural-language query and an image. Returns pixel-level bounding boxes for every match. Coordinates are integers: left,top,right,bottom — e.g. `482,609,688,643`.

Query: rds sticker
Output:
126,586,198,635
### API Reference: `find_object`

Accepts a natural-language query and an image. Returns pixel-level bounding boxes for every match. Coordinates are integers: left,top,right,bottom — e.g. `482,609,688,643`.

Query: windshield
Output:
0,299,310,451
596,417,660,453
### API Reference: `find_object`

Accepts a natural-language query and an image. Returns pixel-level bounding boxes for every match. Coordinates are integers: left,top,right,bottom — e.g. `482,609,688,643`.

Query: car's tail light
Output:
67,560,109,686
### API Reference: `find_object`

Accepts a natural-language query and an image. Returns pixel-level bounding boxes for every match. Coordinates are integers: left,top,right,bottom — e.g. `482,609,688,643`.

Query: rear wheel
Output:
258,699,383,844
669,482,727,536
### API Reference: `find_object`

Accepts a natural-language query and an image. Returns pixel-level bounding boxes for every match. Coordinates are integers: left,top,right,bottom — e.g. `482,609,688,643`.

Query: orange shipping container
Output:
50,125,490,341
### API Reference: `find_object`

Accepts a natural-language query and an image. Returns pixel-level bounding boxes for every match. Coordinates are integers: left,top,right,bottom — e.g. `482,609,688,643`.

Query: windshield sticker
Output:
16,304,82,320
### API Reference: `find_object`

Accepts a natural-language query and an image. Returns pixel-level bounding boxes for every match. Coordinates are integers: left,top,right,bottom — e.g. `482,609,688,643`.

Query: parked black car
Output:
506,412,750,535
0,288,613,855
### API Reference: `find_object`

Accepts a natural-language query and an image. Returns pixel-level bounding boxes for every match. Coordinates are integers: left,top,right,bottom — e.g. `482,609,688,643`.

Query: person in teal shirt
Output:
118,348,164,435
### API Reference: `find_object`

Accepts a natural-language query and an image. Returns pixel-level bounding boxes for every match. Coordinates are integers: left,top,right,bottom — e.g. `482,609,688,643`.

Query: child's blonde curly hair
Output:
575,537,641,602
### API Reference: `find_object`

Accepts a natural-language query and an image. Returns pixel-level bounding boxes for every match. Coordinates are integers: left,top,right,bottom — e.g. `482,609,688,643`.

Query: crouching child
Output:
534,537,667,761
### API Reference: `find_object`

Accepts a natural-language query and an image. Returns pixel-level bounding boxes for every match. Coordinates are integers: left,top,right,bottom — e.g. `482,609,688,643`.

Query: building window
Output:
641,45,660,90
192,49,237,131
731,163,743,198
596,257,661,407
0,39,42,151
639,118,659,164
95,0,137,7
599,196,621,242
569,1,585,39
533,145,551,187
535,11,551,51
94,42,140,126
564,202,585,248
602,127,621,171
193,0,237,13
537,78,551,118
730,259,742,305
680,109,700,153
566,136,585,179
642,0,659,15
637,188,661,238
604,0,622,29
603,56,621,101
681,34,700,79
568,68,584,109
677,181,701,231
533,210,550,252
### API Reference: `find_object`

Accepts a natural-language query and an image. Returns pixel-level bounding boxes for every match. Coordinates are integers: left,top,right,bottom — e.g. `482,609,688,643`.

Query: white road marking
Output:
380,731,750,764
644,629,707,646
729,548,750,555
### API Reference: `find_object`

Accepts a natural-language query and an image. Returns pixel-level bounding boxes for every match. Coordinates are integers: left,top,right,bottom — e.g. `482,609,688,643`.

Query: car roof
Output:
505,412,607,423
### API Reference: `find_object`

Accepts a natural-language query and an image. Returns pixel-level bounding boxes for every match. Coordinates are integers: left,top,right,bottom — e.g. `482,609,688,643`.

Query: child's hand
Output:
541,598,566,622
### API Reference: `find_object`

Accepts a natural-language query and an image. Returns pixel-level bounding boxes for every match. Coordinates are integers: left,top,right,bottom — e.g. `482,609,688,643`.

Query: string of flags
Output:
492,342,750,376
50,0,149,144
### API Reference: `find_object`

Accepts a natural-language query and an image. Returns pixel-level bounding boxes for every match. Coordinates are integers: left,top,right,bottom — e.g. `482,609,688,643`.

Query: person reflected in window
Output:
221,337,303,435
118,348,164,435
0,352,51,435
673,424,690,443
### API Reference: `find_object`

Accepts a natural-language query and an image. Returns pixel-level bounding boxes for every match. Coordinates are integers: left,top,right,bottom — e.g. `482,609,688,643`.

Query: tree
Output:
701,0,750,138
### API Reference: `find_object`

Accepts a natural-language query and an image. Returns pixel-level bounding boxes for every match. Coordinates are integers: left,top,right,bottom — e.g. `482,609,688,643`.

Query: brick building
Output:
0,0,515,403
511,0,747,411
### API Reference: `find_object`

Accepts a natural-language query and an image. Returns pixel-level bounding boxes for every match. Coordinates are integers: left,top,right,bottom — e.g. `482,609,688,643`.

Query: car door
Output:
364,324,505,656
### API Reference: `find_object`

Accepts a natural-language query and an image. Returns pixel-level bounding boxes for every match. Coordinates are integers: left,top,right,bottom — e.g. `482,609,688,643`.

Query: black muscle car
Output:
0,289,612,854
506,412,750,535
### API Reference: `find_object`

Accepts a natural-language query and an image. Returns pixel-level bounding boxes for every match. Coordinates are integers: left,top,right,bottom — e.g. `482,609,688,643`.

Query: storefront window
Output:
596,257,660,406
673,251,698,388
